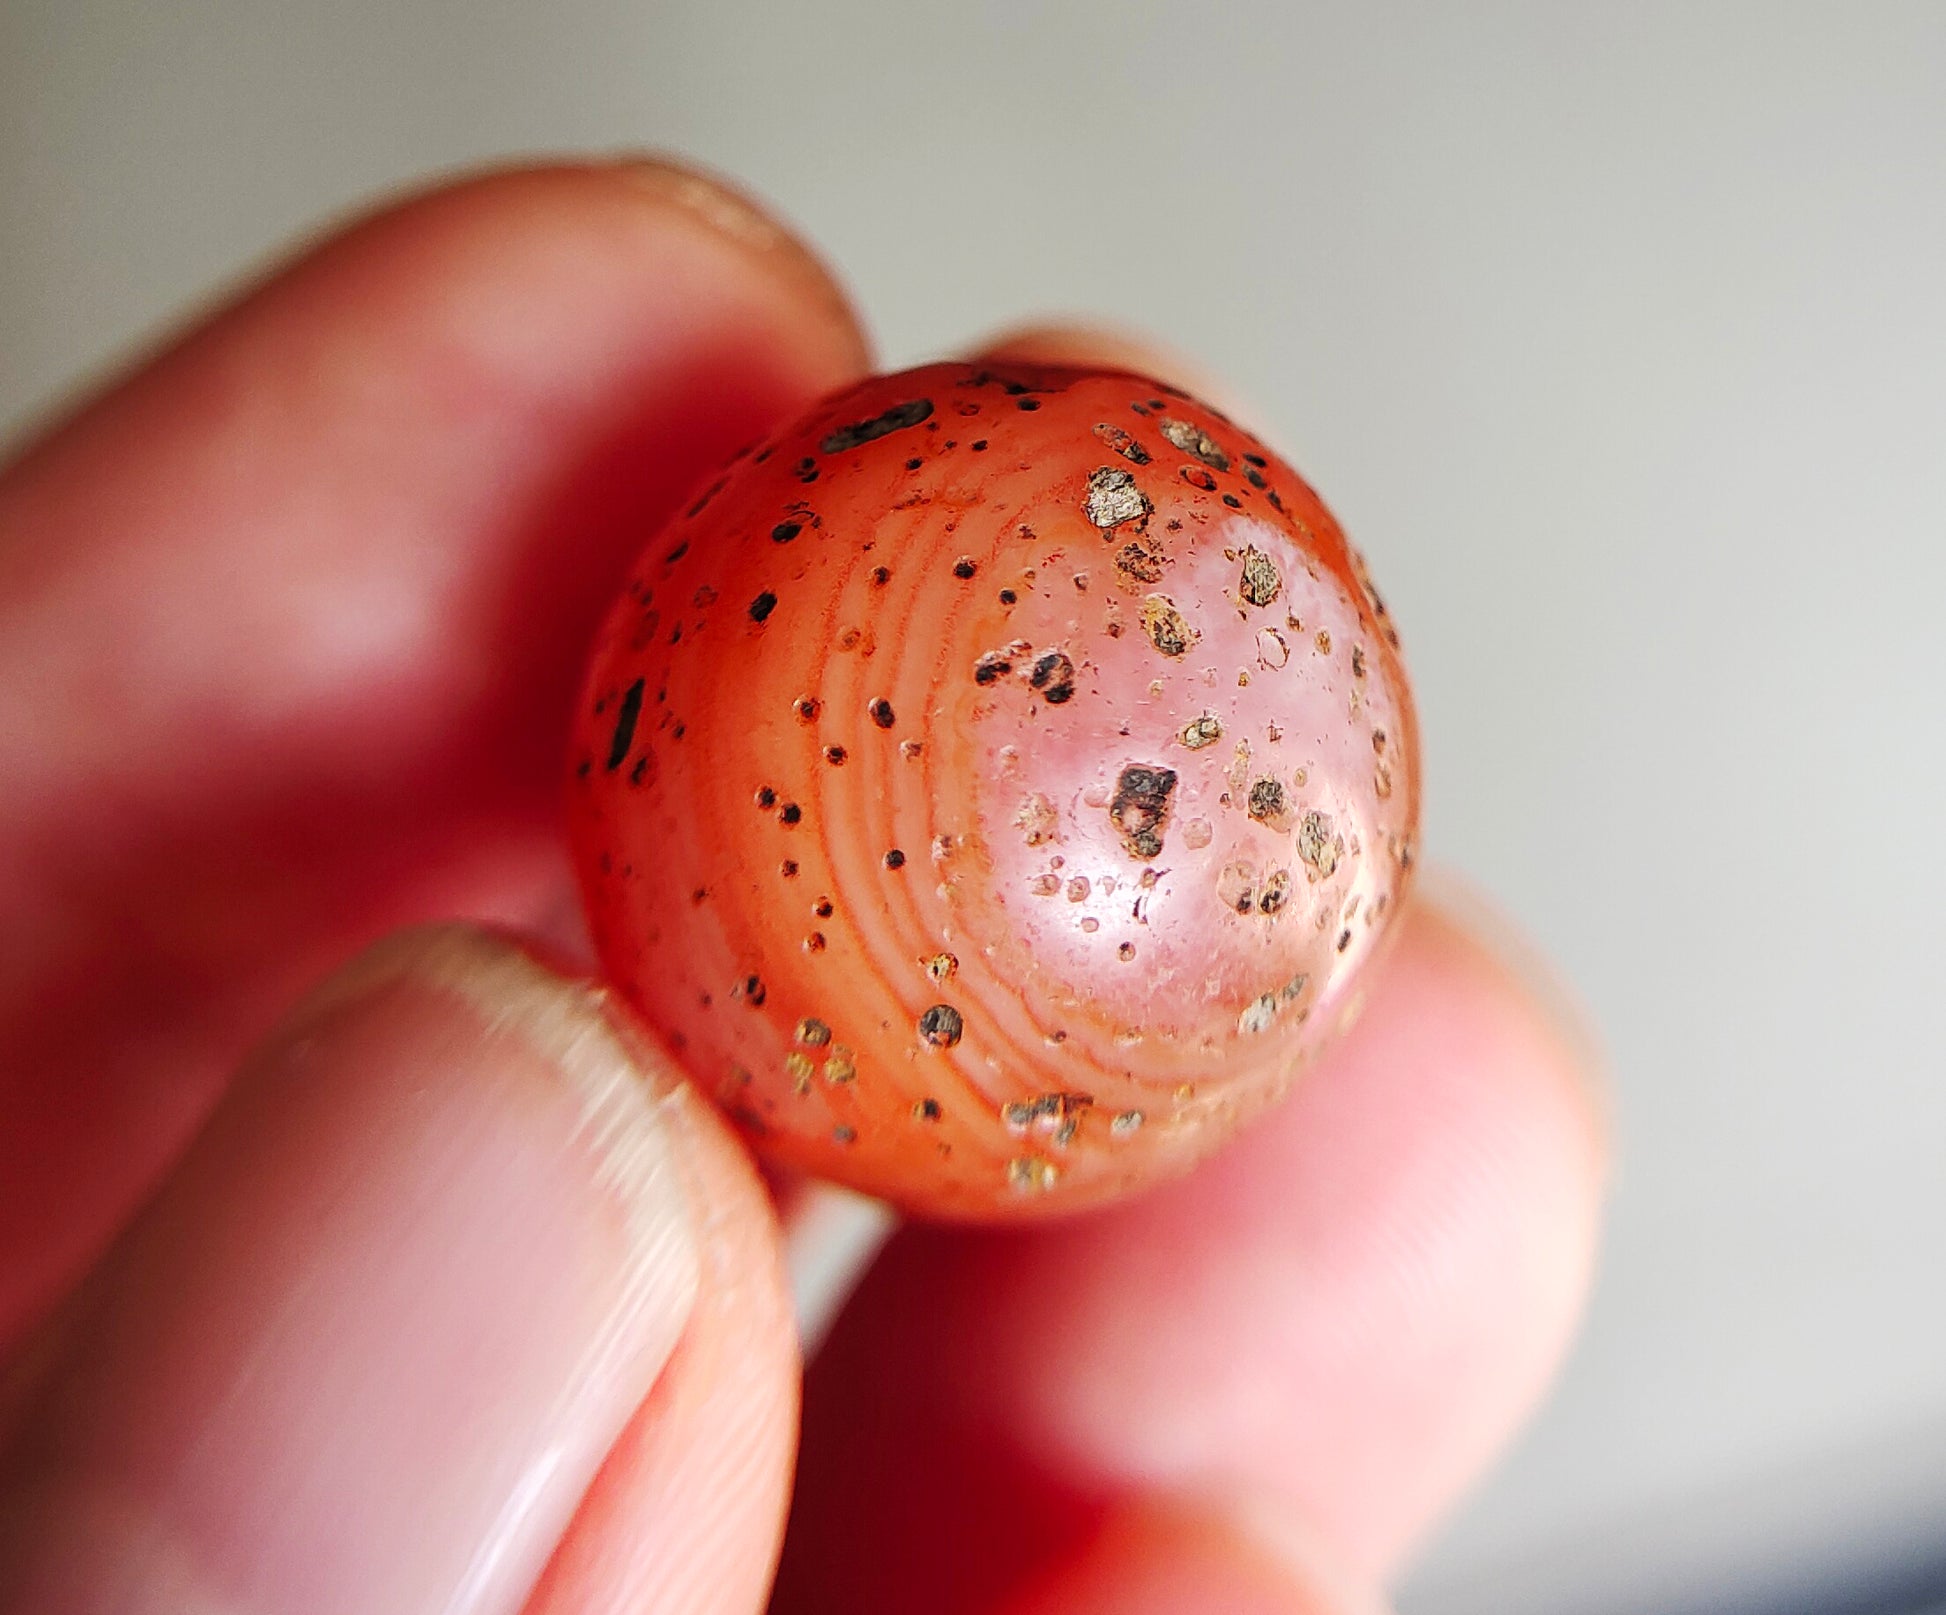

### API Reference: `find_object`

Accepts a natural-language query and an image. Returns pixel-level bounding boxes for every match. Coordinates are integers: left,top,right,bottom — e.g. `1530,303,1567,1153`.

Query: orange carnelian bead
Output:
570,362,1419,1217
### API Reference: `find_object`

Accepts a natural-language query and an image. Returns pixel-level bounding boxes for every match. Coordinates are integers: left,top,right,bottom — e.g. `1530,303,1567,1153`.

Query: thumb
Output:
0,925,797,1615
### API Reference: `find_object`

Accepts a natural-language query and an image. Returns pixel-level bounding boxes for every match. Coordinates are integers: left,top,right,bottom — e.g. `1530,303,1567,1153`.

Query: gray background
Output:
5,4,1944,1610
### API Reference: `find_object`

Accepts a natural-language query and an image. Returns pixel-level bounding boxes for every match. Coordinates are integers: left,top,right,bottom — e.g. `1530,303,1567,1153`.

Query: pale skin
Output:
0,160,1608,1615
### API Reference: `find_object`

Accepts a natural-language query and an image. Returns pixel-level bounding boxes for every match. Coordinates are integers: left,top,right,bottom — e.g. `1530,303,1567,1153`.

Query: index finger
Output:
0,159,869,1349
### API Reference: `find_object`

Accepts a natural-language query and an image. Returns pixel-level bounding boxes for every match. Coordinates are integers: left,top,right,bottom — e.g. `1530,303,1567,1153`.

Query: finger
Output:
992,1502,1387,1615
0,925,795,1615
971,321,1237,411
773,885,1607,1615
521,1043,798,1615
0,159,869,1348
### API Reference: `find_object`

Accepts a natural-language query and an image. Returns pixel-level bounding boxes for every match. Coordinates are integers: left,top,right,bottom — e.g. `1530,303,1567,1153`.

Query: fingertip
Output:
382,155,874,388
995,1500,1388,1615
603,154,872,376
969,320,1259,426
1411,866,1614,1180
388,153,873,380
988,880,1609,1574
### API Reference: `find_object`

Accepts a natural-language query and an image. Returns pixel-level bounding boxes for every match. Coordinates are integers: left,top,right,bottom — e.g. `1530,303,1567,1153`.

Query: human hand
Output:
0,160,1606,1614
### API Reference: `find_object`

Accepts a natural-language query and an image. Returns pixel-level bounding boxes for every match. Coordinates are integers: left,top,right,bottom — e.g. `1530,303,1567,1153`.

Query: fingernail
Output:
780,1181,898,1356
0,925,700,1615
606,153,870,371
1413,865,1614,1165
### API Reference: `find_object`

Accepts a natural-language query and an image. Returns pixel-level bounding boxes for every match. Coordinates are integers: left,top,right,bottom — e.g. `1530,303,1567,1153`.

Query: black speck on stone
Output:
605,678,645,770
973,653,1012,686
1029,650,1076,704
779,802,802,826
883,848,907,869
771,520,802,544
820,397,935,454
918,1003,964,1049
749,591,778,623
756,786,777,809
971,439,989,452
869,698,896,728
686,475,726,518
1109,765,1178,860
1016,397,1041,411
954,558,978,579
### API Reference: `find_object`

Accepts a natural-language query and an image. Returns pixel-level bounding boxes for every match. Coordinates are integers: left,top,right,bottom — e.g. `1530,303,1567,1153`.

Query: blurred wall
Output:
5,4,1946,1610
